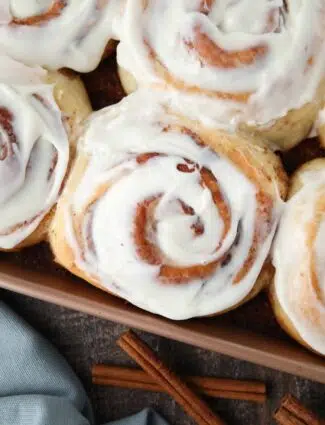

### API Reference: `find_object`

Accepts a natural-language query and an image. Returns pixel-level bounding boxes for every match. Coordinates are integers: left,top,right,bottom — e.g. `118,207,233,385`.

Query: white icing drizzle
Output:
273,168,325,355
117,0,325,127
63,91,283,320
0,0,122,72
0,55,69,249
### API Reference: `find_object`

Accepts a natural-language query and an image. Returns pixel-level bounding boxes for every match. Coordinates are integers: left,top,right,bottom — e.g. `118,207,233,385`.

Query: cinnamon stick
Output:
117,330,226,425
274,394,323,425
92,364,266,403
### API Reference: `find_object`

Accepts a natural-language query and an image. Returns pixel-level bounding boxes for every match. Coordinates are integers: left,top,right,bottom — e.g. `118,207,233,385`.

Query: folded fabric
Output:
0,301,169,425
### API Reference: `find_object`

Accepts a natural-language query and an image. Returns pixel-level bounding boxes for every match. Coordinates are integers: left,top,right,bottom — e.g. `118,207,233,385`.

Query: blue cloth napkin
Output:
0,302,169,425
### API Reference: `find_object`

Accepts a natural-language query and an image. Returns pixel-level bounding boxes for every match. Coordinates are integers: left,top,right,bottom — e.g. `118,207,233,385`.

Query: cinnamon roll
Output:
117,0,325,150
50,91,287,320
271,159,325,355
0,54,92,250
0,0,122,72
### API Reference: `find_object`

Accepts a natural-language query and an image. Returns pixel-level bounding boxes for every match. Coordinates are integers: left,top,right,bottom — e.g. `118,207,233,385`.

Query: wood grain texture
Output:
1,289,325,425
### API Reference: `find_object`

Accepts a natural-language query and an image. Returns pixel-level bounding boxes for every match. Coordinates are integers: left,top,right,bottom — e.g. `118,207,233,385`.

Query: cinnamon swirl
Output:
271,159,325,355
0,54,91,250
117,0,325,150
50,91,287,319
0,0,122,72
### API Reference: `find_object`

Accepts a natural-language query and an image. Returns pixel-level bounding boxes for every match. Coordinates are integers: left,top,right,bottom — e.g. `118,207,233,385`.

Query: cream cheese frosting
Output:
0,0,122,72
273,167,325,355
116,0,325,128
0,54,69,249
61,91,284,319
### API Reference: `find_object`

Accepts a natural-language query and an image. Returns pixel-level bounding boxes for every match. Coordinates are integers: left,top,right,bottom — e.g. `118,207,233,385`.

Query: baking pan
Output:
0,247,325,384
1,55,325,384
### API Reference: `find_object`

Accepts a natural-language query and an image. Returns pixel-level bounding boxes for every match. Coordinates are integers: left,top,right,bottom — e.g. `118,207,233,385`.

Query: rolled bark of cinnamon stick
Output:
117,330,226,425
274,394,324,425
92,364,266,403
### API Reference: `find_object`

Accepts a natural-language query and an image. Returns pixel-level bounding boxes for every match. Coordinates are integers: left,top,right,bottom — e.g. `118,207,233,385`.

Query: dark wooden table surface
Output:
2,289,324,425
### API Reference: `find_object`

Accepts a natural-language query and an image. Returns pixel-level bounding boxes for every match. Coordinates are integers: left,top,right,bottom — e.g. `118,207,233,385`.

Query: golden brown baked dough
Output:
239,90,325,152
46,70,92,146
270,158,325,356
118,65,138,96
49,93,288,320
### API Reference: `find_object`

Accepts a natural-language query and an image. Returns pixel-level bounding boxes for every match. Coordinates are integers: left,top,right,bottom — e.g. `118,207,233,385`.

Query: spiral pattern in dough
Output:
117,0,325,132
272,159,325,355
0,0,121,72
0,56,69,249
52,92,286,319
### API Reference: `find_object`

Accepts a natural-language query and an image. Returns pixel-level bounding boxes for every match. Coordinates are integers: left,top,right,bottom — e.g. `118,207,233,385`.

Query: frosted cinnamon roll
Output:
0,0,122,72
117,0,325,150
271,159,325,355
0,54,91,250
50,91,287,320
